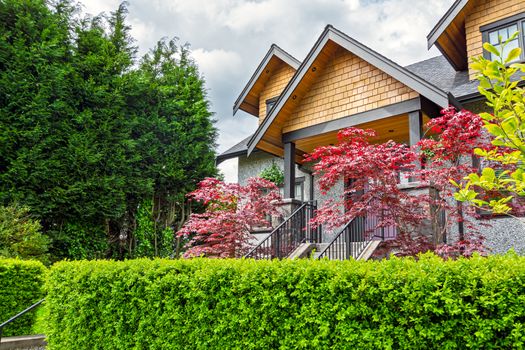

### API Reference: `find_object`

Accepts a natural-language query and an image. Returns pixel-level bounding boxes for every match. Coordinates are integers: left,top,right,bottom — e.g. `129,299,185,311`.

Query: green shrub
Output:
46,254,525,349
0,205,49,264
0,259,46,336
259,162,284,186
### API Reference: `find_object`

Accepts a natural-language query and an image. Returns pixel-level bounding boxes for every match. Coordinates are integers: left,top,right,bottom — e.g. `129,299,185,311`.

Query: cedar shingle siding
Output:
466,0,524,79
258,63,296,124
283,47,419,133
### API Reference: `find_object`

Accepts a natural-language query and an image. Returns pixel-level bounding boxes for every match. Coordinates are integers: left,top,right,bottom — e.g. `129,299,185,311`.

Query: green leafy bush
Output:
45,254,525,349
259,162,284,186
0,259,46,336
0,205,49,264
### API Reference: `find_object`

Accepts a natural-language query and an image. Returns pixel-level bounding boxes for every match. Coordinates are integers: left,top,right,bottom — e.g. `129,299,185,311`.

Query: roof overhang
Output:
247,25,450,156
233,45,300,117
427,0,473,71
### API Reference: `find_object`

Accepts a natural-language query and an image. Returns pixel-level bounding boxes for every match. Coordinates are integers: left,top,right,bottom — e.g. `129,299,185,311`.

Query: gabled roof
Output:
247,25,450,155
426,0,474,71
233,44,301,117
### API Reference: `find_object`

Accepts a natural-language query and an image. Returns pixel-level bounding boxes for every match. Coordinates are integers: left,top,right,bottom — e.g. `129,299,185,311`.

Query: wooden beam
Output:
282,98,421,143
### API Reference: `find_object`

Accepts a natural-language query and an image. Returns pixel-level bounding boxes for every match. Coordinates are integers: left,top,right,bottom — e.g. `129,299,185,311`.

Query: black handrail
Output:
317,212,389,260
0,298,45,342
245,200,319,259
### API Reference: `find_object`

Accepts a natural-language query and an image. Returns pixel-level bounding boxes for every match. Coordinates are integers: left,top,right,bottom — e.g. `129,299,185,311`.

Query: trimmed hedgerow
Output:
0,259,46,336
46,254,525,349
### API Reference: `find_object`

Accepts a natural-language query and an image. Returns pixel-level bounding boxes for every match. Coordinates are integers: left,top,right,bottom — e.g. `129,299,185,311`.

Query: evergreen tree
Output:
0,0,217,260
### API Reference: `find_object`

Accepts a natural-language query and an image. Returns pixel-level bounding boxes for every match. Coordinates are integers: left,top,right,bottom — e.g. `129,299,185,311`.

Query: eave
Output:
427,0,474,71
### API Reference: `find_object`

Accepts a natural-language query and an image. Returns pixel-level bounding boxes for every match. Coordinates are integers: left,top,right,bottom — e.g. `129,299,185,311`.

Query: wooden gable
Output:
428,0,524,75
283,45,419,134
465,0,524,78
233,45,300,118
247,25,448,159
258,61,296,124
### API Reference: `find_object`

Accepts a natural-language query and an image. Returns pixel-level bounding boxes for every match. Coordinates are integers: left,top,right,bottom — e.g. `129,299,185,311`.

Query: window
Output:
278,176,305,202
266,97,278,117
481,13,525,62
295,179,305,202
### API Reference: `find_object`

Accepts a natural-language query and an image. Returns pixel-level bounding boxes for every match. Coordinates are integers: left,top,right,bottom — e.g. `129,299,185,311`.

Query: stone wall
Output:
448,212,525,255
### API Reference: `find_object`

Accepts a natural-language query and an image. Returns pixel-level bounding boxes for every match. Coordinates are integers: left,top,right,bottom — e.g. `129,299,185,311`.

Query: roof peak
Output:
232,44,301,116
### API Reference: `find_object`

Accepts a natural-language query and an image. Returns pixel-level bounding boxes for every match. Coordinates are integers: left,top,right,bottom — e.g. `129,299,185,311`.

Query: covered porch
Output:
280,97,437,199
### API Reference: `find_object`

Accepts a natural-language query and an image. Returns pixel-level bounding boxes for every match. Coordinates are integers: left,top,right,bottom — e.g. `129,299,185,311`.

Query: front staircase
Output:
244,201,319,259
245,201,395,261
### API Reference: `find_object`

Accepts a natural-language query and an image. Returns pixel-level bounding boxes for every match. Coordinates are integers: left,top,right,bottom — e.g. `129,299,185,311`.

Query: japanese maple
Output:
415,107,488,256
177,177,281,258
304,127,424,234
305,108,489,258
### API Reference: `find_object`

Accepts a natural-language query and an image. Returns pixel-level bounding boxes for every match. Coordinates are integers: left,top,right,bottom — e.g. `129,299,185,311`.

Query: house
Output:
217,0,525,259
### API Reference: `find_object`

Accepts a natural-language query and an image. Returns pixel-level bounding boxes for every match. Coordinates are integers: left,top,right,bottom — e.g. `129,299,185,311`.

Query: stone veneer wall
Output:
447,210,525,255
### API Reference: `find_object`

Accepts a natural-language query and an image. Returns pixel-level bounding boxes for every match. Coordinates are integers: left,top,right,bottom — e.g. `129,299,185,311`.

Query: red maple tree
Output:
177,177,281,258
415,107,488,257
305,107,490,258
304,127,424,233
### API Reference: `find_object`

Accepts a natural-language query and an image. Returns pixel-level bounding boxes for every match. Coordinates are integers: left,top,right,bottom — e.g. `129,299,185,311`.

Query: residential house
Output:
217,0,525,259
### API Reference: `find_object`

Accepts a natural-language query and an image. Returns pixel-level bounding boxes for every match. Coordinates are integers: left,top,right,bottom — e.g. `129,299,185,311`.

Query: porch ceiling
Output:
295,113,431,154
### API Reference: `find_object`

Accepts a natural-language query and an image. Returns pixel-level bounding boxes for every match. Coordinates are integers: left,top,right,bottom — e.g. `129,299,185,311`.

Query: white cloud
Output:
82,0,456,183
81,0,120,16
191,48,242,82
224,1,284,32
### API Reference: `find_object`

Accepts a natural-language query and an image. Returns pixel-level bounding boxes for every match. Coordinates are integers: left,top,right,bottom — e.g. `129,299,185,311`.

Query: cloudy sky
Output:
82,0,454,182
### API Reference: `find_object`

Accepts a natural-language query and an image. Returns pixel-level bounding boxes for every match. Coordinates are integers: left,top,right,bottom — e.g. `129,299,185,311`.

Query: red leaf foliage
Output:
304,127,423,232
414,107,491,257
177,177,281,258
306,108,490,258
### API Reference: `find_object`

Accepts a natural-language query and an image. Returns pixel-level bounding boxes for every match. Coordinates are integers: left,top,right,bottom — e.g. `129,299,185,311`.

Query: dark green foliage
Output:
46,254,525,349
0,0,217,260
0,204,49,264
0,259,46,336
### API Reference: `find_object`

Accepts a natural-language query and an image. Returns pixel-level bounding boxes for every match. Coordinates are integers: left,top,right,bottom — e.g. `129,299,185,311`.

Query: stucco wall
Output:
238,152,313,202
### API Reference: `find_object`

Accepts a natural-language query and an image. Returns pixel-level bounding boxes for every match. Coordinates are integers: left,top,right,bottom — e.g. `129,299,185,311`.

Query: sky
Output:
82,0,454,182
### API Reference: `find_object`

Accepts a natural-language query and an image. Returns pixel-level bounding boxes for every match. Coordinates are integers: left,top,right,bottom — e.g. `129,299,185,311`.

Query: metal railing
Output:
245,201,319,259
317,212,396,260
0,298,45,342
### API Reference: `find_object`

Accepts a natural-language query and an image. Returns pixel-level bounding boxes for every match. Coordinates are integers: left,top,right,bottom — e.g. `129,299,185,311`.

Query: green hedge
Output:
46,255,525,349
0,259,46,336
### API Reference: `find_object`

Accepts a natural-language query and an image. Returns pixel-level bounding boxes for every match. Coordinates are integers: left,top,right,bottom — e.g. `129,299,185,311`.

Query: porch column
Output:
408,110,423,146
283,142,296,199
408,110,423,183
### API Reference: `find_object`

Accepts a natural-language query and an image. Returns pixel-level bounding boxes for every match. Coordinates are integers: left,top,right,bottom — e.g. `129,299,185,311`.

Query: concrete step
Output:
314,240,381,261
357,240,381,261
0,335,46,350
288,243,317,259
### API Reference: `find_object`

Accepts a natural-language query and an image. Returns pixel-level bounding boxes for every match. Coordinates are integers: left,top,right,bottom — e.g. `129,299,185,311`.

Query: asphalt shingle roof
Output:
216,135,253,163
404,55,479,99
